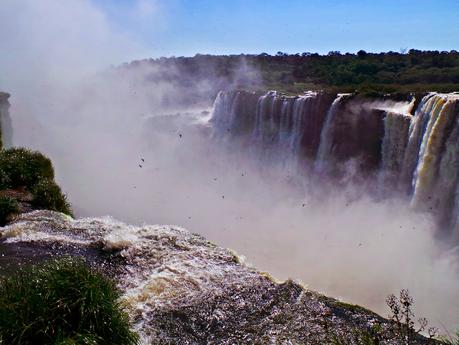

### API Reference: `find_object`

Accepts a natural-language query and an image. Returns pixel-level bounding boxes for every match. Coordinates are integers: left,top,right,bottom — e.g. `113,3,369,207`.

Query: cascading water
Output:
213,90,336,173
211,91,238,138
379,111,411,189
252,91,277,144
284,94,310,168
399,93,437,193
314,94,346,174
211,90,459,237
411,95,459,212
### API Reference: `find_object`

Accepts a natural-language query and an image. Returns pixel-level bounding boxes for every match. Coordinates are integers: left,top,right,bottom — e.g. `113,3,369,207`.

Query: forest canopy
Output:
123,50,459,95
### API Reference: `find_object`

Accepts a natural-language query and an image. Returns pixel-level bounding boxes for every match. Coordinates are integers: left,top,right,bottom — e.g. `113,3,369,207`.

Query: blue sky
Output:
1,0,458,86
94,0,459,58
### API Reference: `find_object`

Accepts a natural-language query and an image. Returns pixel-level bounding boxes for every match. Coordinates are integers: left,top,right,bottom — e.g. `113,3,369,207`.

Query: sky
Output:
92,0,459,59
0,0,458,78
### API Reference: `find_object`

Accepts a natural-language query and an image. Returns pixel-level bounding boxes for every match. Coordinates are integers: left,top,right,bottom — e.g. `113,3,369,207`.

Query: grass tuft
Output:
0,257,139,345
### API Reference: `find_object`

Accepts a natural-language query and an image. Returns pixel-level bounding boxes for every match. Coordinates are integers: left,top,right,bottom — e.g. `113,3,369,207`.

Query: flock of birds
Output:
132,129,416,248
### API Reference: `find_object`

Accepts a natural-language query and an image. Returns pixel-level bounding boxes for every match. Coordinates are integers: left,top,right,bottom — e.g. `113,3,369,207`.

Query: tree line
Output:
122,49,459,95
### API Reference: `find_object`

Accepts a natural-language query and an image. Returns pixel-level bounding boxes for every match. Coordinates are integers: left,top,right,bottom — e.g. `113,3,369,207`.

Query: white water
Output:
209,90,459,331
314,94,347,173
212,90,459,236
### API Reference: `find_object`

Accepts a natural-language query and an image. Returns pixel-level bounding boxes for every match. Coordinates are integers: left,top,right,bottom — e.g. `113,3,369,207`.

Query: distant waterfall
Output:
314,94,346,174
213,90,334,170
380,111,411,188
399,94,437,193
211,91,239,137
252,91,278,144
411,96,458,207
211,90,459,236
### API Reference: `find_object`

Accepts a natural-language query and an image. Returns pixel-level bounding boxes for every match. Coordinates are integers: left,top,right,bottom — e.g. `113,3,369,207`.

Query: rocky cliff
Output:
0,92,12,149
212,90,459,238
0,210,434,344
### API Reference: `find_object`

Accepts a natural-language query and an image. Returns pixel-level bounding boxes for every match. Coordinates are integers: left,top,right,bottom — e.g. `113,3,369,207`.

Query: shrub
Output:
0,147,72,216
0,257,139,345
0,148,54,189
31,179,72,216
0,195,19,226
331,290,440,344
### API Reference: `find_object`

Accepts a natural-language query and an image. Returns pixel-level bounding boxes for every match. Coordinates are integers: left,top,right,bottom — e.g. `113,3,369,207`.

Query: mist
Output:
1,0,458,334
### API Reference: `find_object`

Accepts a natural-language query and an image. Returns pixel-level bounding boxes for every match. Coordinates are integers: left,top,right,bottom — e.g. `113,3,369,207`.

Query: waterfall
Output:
380,111,411,188
411,95,459,211
252,91,277,144
278,97,294,143
283,94,310,169
211,90,260,139
210,90,459,235
211,91,236,137
399,93,437,193
314,94,346,173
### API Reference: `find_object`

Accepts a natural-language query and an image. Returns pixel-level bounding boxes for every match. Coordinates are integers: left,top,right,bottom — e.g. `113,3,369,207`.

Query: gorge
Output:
212,90,459,240
2,84,459,340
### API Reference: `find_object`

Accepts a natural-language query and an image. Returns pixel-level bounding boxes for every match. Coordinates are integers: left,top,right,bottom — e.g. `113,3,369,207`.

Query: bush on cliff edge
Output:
31,179,72,216
0,147,72,221
0,257,139,345
0,148,54,189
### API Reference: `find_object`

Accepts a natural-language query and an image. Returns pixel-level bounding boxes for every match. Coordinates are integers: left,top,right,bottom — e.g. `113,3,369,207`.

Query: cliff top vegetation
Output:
122,49,459,96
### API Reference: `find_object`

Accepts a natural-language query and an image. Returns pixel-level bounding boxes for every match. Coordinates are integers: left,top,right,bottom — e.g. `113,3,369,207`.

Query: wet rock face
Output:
299,92,336,159
0,211,431,344
146,277,382,344
326,98,386,172
0,92,12,149
213,90,337,161
212,90,394,175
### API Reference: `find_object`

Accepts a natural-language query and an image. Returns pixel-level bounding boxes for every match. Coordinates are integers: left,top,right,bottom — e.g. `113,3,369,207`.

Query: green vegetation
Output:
0,195,19,226
333,300,375,316
127,50,459,95
0,148,54,189
0,257,139,345
329,289,459,344
31,179,72,216
0,147,72,222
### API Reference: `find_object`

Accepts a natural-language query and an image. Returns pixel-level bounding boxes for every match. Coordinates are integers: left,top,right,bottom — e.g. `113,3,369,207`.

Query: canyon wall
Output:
0,92,13,149
212,90,459,237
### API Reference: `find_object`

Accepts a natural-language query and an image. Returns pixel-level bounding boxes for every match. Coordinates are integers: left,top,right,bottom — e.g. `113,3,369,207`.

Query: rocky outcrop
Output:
0,92,13,149
0,211,433,344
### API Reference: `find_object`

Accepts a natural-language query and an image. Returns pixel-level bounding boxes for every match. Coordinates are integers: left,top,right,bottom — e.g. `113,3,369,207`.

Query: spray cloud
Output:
0,0,458,333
